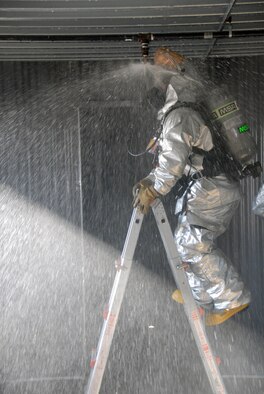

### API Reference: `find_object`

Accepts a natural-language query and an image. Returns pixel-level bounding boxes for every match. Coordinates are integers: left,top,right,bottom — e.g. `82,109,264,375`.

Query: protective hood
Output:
158,64,204,119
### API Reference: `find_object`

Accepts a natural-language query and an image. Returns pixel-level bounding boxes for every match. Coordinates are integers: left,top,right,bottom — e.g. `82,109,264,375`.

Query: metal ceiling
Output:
0,0,263,60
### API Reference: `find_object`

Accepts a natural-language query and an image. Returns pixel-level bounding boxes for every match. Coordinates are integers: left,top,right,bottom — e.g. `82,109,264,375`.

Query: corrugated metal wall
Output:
208,56,264,320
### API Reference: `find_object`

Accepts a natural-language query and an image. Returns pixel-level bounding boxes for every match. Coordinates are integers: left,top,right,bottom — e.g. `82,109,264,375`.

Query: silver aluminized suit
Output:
147,72,251,311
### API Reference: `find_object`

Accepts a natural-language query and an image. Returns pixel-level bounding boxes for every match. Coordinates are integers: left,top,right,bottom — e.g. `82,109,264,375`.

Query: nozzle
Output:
139,34,153,63
141,40,149,63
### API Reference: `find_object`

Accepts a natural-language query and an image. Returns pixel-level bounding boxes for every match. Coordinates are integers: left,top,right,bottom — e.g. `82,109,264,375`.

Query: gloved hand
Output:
132,178,160,214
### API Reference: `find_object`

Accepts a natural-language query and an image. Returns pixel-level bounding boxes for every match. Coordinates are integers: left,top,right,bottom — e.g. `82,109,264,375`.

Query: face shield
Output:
143,48,186,110
143,47,202,111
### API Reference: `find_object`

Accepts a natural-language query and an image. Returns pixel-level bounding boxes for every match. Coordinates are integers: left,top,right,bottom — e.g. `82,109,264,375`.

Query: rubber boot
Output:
172,289,249,326
206,304,249,326
171,289,184,304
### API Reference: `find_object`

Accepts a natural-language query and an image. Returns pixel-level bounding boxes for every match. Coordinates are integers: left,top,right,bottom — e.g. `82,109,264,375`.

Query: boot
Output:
205,304,249,326
171,289,184,304
172,289,249,326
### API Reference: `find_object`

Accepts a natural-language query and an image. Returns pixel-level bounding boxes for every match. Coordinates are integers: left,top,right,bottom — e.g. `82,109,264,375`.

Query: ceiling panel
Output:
0,0,263,60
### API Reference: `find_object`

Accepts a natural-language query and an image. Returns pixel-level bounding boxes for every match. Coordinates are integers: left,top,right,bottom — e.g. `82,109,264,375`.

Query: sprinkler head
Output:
139,34,153,63
141,40,149,63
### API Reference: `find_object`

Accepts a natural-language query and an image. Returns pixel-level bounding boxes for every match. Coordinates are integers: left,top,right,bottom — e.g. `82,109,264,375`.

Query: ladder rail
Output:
85,208,143,394
152,199,227,394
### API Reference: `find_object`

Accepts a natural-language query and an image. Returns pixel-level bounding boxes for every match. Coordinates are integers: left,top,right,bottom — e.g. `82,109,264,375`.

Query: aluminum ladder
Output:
85,199,227,394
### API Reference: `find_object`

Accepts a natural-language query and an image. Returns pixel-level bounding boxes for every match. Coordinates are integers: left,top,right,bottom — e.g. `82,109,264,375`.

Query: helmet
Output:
154,47,185,70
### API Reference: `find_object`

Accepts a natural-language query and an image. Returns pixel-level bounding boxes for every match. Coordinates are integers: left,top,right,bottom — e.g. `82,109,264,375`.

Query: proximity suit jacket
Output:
147,73,241,232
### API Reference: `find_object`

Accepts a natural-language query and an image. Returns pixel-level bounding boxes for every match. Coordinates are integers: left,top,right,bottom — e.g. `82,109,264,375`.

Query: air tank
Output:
207,87,257,166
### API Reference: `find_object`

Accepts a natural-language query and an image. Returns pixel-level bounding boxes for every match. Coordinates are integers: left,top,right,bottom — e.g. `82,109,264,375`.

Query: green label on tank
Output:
238,123,249,133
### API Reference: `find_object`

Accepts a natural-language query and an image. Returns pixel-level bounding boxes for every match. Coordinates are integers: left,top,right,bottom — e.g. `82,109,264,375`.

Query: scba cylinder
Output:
207,88,257,166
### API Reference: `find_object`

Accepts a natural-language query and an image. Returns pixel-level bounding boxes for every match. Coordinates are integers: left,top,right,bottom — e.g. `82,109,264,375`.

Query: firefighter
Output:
133,48,251,326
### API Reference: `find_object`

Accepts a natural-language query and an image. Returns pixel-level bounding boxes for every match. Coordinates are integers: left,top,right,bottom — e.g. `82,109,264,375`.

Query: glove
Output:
132,178,160,214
